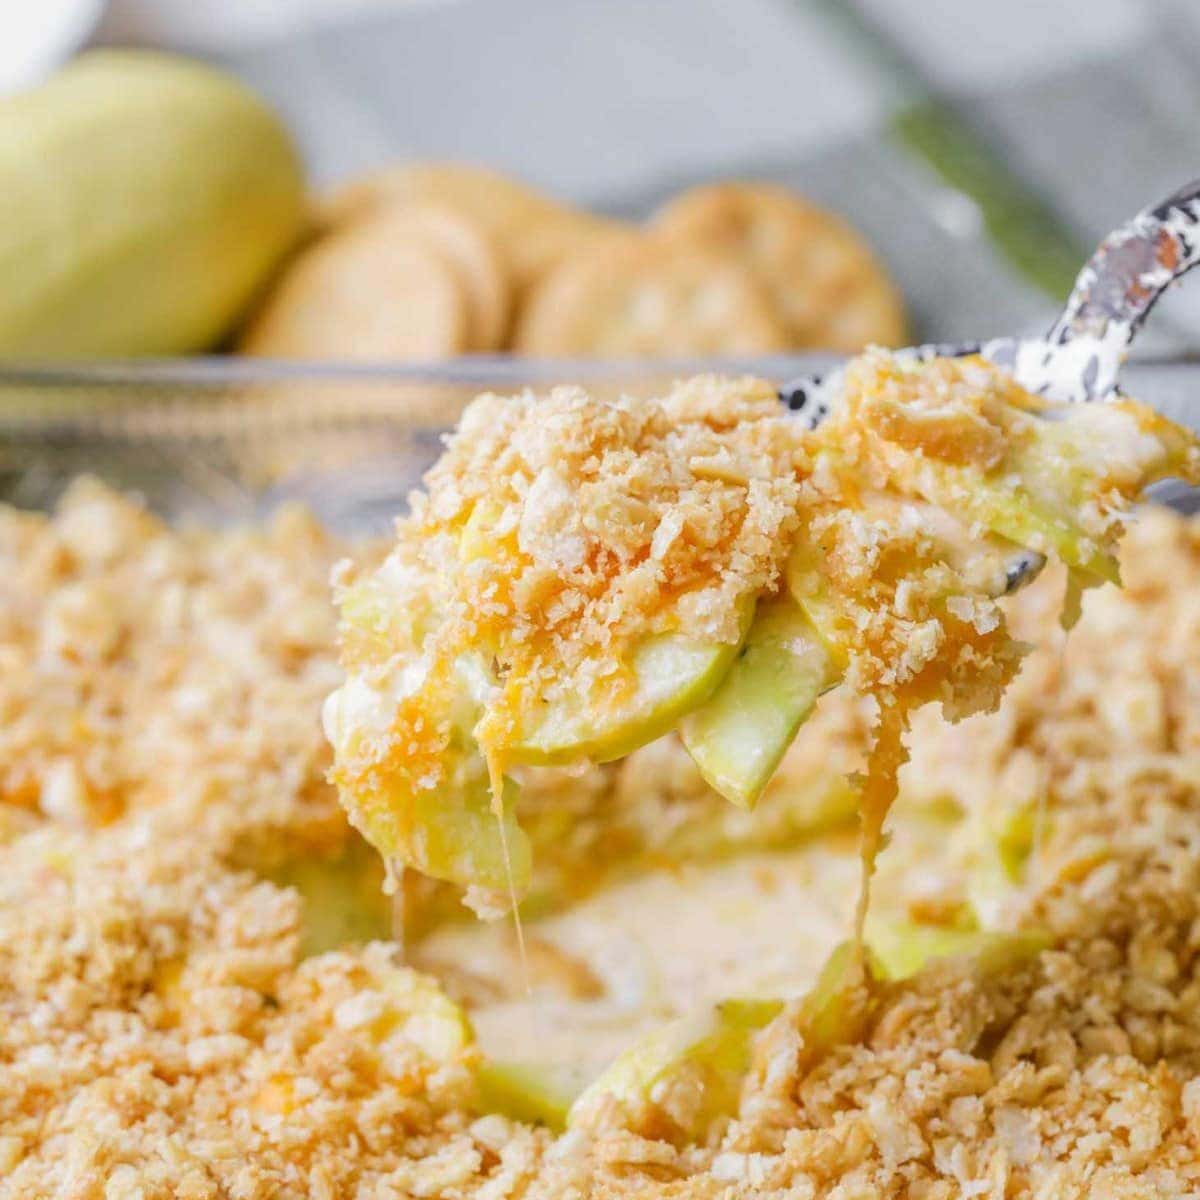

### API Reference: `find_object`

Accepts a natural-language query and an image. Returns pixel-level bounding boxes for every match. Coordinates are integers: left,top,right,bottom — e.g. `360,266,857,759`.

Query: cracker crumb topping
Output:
4,373,1200,1194
418,376,804,695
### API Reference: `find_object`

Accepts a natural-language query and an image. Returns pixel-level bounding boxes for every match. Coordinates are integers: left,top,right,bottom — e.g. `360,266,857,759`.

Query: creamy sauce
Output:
411,808,952,1086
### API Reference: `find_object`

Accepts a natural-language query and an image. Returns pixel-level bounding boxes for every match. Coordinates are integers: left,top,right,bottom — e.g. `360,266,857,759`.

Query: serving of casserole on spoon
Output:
324,182,1200,940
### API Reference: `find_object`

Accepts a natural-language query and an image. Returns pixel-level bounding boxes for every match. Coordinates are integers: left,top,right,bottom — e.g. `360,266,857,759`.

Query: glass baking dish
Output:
1,355,1197,530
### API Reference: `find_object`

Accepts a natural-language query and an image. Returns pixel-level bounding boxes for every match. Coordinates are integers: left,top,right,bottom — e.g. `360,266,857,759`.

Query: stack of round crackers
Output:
238,165,907,361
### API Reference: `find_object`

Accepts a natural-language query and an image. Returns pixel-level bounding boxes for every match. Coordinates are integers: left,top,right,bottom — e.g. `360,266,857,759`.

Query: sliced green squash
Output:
464,491,757,768
402,770,531,895
866,918,1049,982
783,538,847,662
567,996,782,1137
795,940,876,1056
325,660,532,897
265,837,392,957
508,604,755,767
680,593,837,808
922,465,1118,583
566,945,878,1138
476,1058,590,1130
873,402,1141,583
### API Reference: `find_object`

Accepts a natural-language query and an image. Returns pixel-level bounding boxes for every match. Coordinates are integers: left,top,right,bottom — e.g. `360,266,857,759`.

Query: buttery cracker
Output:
514,237,789,357
321,161,631,296
239,209,469,360
653,180,907,351
363,202,512,351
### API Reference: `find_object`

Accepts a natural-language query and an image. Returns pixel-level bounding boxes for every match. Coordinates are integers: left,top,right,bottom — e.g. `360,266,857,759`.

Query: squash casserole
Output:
4,353,1200,1197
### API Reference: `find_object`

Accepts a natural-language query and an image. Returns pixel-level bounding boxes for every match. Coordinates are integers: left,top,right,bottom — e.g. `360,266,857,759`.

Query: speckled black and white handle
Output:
781,179,1200,425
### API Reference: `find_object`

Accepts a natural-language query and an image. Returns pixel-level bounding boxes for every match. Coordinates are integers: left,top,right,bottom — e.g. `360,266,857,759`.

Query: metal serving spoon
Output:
780,178,1200,425
779,179,1200,593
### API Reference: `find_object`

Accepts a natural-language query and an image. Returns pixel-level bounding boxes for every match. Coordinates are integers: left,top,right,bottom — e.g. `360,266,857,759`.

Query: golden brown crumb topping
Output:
6,479,1200,1196
0,478,348,860
390,376,803,728
0,485,536,1198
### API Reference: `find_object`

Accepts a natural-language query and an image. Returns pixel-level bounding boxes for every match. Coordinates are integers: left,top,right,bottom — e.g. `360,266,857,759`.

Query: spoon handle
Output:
979,182,1200,404
1049,180,1200,351
781,182,1200,419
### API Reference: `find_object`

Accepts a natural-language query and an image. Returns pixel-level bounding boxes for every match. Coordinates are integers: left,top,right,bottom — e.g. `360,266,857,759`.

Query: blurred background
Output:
2,0,1199,364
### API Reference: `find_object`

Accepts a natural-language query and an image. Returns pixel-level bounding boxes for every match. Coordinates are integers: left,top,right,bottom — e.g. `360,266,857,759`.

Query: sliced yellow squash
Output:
265,838,392,957
866,918,1049,981
476,1058,589,1130
681,593,836,808
567,997,782,1138
325,663,531,896
508,607,754,766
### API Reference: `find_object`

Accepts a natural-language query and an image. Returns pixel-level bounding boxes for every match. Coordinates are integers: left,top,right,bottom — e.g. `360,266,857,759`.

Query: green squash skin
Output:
508,605,755,767
681,594,836,809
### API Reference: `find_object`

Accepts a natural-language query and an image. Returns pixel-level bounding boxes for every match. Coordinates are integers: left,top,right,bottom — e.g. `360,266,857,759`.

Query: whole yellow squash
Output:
0,49,306,357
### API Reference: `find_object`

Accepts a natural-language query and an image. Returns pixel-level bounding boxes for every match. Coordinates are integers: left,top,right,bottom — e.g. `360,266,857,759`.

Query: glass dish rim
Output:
0,349,1198,388
2,351,1198,444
